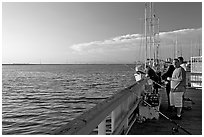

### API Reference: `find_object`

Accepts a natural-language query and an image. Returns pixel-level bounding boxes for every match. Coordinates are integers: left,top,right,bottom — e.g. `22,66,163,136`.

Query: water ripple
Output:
2,64,135,134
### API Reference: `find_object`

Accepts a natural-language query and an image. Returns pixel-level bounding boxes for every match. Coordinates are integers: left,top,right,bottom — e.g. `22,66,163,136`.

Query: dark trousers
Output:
165,81,171,107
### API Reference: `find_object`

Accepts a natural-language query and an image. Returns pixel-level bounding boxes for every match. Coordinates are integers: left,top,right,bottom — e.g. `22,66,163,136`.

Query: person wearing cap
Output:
145,65,160,94
167,59,186,120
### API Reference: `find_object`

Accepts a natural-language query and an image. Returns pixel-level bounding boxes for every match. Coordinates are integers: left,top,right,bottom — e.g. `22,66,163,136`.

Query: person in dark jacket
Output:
145,65,160,94
161,64,175,110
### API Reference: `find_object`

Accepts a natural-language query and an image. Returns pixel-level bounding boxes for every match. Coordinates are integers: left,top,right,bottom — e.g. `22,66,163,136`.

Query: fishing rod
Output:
135,71,166,89
123,64,136,71
122,63,165,87
142,100,192,135
120,62,167,89
151,79,166,89
124,63,192,134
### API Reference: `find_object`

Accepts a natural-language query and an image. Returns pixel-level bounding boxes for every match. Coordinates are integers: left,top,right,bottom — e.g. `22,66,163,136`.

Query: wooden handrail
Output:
51,78,148,135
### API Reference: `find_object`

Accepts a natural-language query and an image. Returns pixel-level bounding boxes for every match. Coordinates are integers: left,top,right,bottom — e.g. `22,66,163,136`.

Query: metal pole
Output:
145,3,148,67
152,3,155,63
156,17,160,70
149,3,152,63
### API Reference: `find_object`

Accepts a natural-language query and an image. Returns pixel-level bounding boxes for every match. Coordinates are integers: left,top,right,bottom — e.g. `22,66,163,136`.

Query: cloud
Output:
160,28,201,39
159,28,201,47
70,28,201,63
71,28,201,52
70,33,143,53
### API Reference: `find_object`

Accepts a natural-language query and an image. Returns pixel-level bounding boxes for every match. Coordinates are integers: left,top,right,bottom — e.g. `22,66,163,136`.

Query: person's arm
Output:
136,70,146,74
161,72,167,80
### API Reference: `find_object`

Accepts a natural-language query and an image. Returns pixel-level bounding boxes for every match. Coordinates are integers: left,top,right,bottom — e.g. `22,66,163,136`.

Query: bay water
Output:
2,64,136,134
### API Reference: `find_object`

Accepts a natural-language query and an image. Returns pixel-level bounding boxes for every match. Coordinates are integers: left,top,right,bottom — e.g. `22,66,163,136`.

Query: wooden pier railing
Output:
52,78,149,135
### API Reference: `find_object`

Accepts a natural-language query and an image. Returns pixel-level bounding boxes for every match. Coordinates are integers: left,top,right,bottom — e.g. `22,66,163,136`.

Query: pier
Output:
52,78,148,135
128,87,202,135
51,78,202,135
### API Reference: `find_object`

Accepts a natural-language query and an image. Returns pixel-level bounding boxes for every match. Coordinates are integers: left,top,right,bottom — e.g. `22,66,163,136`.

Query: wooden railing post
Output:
98,119,106,135
111,110,116,133
52,79,147,135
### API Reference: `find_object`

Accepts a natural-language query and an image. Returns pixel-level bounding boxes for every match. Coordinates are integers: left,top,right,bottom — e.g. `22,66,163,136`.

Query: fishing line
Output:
151,80,165,89
128,77,192,135
142,100,192,135
123,64,136,71
110,56,138,74
119,63,166,89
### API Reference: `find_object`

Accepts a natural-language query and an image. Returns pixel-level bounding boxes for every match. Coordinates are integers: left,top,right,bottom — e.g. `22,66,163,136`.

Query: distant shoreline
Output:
2,63,136,65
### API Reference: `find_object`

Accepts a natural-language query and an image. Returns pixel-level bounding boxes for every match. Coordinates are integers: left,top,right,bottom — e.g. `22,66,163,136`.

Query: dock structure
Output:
51,78,202,135
128,87,202,135
52,78,149,135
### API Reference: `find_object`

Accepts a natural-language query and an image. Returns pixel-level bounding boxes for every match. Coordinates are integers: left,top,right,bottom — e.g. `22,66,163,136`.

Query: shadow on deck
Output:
128,88,202,135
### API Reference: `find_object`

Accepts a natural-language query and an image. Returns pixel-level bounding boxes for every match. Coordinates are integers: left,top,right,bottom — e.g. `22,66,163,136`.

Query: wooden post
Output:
98,119,106,135
111,110,116,133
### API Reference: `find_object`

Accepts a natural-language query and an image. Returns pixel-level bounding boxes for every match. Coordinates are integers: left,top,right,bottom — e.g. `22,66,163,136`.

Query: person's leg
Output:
182,87,186,110
166,83,171,108
169,91,175,107
174,92,184,118
177,107,182,117
153,83,158,94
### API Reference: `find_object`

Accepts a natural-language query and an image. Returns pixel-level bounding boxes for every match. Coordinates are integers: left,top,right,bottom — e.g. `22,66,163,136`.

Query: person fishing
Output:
167,59,186,120
145,65,161,94
161,63,175,111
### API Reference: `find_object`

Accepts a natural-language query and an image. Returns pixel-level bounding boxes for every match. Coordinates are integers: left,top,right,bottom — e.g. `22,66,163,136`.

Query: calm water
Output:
2,64,136,134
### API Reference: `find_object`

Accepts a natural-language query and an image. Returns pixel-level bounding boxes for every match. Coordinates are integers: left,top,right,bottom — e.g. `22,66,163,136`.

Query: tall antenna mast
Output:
149,2,152,63
156,17,160,63
152,3,156,62
173,42,175,58
175,34,178,58
190,40,193,57
198,36,201,56
144,2,160,69
197,37,201,56
198,44,201,56
145,2,148,67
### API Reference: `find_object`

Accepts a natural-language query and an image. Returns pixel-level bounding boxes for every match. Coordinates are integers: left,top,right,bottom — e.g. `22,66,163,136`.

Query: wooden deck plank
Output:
128,88,202,135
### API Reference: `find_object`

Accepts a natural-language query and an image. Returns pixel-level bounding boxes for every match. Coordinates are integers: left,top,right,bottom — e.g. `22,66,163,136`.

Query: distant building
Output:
190,56,202,87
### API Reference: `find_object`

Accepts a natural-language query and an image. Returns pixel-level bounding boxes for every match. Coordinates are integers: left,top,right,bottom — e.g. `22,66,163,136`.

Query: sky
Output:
2,2,202,64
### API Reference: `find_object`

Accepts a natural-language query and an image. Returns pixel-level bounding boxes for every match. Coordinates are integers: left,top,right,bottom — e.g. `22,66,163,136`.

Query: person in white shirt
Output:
168,59,186,120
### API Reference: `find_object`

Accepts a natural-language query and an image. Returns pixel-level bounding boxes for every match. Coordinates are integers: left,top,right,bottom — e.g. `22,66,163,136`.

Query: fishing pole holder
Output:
172,126,179,134
140,98,192,135
183,97,194,110
138,78,161,120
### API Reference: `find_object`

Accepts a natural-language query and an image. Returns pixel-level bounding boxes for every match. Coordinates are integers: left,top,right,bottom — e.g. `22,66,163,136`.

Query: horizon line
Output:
2,63,139,65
